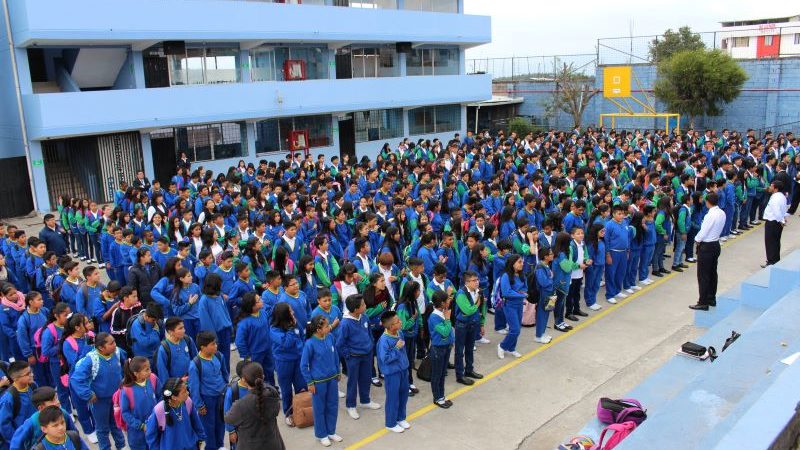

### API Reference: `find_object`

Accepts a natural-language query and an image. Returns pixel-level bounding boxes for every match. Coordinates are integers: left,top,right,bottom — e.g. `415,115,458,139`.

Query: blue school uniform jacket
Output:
269,326,304,362
376,332,409,376
0,386,35,444
213,267,237,297
9,407,77,450
150,277,177,318
156,337,198,379
120,380,159,432
144,400,206,450
16,308,48,361
300,334,340,386
277,291,311,333
311,305,343,340
604,220,630,251
188,352,228,408
77,283,104,318
535,262,555,301
235,311,272,361
129,315,163,359
428,311,455,347
228,278,255,310
336,314,372,358
197,295,232,334
72,348,127,400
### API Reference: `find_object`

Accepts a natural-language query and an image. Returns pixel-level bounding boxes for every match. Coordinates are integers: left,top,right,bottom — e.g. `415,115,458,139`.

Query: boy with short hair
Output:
9,386,77,450
428,291,454,409
336,294,380,420
376,311,410,434
189,331,228,450
155,317,198,379
0,361,37,446
34,406,87,450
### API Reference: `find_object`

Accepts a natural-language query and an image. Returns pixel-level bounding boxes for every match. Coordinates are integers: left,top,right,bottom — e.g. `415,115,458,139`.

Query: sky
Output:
464,0,797,59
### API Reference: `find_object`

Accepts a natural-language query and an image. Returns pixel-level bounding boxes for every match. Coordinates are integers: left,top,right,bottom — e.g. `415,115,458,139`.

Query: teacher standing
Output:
762,181,789,268
690,193,725,311
224,362,285,450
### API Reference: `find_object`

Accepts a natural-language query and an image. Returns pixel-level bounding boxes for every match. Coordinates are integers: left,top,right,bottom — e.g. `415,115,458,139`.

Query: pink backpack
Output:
591,421,637,450
153,398,194,431
112,373,158,431
59,332,95,387
33,323,58,363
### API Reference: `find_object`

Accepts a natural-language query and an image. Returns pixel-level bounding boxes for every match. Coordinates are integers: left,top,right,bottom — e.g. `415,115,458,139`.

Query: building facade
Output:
719,14,800,59
0,0,491,215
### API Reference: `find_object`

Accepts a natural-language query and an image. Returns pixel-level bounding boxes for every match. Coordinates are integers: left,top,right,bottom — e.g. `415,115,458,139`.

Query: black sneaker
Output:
566,314,579,322
574,310,589,317
456,378,474,386
671,266,683,273
661,268,672,274
652,270,664,277
434,399,452,409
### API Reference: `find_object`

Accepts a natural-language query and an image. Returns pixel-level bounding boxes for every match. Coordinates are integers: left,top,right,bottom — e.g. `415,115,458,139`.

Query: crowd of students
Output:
0,125,797,449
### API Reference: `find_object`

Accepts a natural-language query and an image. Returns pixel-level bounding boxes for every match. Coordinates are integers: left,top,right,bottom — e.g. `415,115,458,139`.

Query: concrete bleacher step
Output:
616,288,800,450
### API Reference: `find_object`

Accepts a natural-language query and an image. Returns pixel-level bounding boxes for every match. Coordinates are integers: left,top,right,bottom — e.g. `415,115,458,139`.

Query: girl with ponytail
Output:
58,313,96,440
120,356,159,450
224,362,285,450
145,377,206,450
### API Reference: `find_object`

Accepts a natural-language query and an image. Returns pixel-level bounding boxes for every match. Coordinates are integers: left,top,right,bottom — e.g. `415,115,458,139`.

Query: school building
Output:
0,0,492,217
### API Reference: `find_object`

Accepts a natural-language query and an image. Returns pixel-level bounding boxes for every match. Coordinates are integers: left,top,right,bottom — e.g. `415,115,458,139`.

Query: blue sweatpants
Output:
275,359,307,415
429,345,451,402
199,394,224,450
127,427,147,450
383,372,409,428
91,396,126,450
215,327,232,374
345,354,372,408
638,245,655,281
252,351,276,387
493,306,507,331
71,385,95,434
499,300,523,352
49,361,72,413
584,264,604,307
625,246,641,288
311,379,338,439
605,251,627,299
454,321,478,379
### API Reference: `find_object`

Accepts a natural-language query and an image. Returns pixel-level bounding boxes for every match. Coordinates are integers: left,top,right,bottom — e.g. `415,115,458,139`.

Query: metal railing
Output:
465,53,596,81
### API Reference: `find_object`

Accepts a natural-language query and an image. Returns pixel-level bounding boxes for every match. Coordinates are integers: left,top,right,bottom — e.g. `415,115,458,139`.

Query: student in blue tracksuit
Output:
59,314,95,439
376,311,411,433
71,332,127,450
128,302,164,364
39,302,72,413
1,282,25,362
235,292,275,387
584,224,606,311
428,291,454,409
651,197,673,277
168,268,201,342
155,317,197,380
196,273,233,371
534,248,557,343
269,302,307,423
300,315,341,446
188,331,228,450
453,271,485,385
551,232,573,333
604,204,630,303
16,291,50,387
150,258,182,319
277,275,311,334
625,214,643,291
497,255,528,357
145,377,206,450
310,290,342,345
491,241,512,333
0,361,36,448
25,406,88,450
227,263,256,316
9,386,78,450
639,205,658,284
119,357,159,450
337,294,378,419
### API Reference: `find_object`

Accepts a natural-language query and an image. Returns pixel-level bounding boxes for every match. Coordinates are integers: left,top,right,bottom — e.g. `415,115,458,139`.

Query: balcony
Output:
22,74,491,140
10,0,489,48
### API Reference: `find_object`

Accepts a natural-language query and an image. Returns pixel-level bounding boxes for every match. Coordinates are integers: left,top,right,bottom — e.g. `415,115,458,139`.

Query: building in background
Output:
0,0,491,215
719,13,800,59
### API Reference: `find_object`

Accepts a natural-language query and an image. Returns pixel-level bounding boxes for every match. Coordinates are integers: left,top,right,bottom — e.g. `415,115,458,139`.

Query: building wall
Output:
0,12,24,158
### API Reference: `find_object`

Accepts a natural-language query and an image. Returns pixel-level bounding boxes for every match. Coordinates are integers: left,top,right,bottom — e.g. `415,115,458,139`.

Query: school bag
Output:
227,376,243,403
112,373,158,431
521,300,536,327
32,430,82,450
416,353,432,382
596,398,647,425
590,421,637,450
42,268,62,303
192,352,224,381
491,278,504,309
291,391,314,428
33,323,58,363
154,337,195,376
152,398,194,431
125,311,148,350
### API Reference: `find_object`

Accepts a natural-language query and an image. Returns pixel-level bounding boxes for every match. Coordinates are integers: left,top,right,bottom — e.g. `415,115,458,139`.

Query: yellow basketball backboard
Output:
603,66,631,98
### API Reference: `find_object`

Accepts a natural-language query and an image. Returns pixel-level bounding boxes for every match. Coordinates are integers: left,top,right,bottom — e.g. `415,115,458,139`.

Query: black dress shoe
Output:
456,378,474,386
652,270,664,277
465,371,484,379
408,389,416,397
574,310,589,317
566,314,579,322
689,304,709,311
680,264,689,269
671,266,683,272
661,268,672,274
371,378,383,387
447,362,455,369
434,399,452,409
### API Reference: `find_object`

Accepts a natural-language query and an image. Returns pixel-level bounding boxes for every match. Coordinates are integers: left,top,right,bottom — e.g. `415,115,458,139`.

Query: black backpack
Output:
416,355,432,382
526,270,540,305
33,430,81,450
192,352,224,381
154,337,195,376
0,379,21,446
228,377,243,403
125,311,146,350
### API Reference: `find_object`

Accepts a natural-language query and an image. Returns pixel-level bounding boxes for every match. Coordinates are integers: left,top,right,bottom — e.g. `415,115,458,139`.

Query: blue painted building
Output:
0,0,491,215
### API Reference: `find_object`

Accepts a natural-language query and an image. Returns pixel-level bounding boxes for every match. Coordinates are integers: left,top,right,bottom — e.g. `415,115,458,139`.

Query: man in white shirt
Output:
690,192,726,311
762,181,789,267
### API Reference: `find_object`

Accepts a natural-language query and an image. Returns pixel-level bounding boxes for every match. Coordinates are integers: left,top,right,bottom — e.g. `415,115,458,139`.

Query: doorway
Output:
335,49,352,80
338,114,356,160
143,55,170,88
151,133,177,185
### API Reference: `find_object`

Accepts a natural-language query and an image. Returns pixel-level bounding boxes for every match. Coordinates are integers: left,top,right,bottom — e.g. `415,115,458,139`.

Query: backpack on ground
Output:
291,391,314,428
590,421,637,450
33,323,58,363
112,373,158,431
33,430,82,450
521,300,536,327
416,354,432,382
153,398,194,431
596,398,647,425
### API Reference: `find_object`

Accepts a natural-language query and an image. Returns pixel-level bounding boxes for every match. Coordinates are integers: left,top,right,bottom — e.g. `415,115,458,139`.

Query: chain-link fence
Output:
466,53,597,81
597,26,800,65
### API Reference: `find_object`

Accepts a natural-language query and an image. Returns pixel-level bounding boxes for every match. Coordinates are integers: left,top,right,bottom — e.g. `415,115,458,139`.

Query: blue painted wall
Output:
0,12,24,158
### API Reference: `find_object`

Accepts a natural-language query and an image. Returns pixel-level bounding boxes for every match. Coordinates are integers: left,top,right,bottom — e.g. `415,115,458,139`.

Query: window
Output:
250,46,328,82
350,47,397,78
168,46,239,86
764,35,773,46
354,109,403,142
795,33,800,45
732,36,750,48
255,114,333,154
408,104,460,135
333,0,396,9
407,48,459,76
404,0,458,13
173,122,247,162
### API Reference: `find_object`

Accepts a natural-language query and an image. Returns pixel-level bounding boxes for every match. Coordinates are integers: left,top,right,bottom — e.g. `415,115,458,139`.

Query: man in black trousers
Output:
690,193,725,311
762,181,789,268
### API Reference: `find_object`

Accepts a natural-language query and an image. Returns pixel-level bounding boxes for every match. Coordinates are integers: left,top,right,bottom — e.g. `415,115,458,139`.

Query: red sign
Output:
283,59,307,81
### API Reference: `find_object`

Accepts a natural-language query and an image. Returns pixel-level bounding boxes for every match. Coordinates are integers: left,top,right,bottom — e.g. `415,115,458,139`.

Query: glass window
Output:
404,0,457,13
354,108,403,143
350,46,397,78
407,48,458,76
251,47,277,82
408,104,460,135
255,115,333,155
733,36,750,48
334,0,396,9
271,46,329,81
205,48,239,84
168,46,239,86
764,35,773,46
795,33,800,45
173,122,246,162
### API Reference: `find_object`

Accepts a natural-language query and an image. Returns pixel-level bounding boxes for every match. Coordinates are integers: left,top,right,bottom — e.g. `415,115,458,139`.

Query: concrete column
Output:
14,48,32,94
28,140,51,211
331,114,341,156
458,47,465,75
457,0,463,13
398,52,407,77
140,132,155,179
327,48,336,80
240,49,251,83
402,108,410,136
460,105,467,135
396,0,404,9
246,122,257,158
132,51,146,88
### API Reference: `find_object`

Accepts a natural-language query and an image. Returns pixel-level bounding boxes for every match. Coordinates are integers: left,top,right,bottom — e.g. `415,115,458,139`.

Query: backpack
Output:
590,421,637,450
112,373,158,431
32,430,82,450
0,384,21,427
33,323,58,363
152,398,194,431
491,277,504,309
154,337,194,376
228,377,243,403
290,391,314,428
596,398,647,425
125,312,146,350
192,352,224,381
416,354,432,382
42,268,62,303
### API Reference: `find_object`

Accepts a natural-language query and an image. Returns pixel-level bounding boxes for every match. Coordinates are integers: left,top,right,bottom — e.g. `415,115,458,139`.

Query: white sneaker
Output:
338,390,345,398
328,434,343,442
641,278,654,285
87,433,98,444
231,343,237,351
497,344,505,359
397,420,411,429
589,304,603,311
625,288,635,294
535,335,552,344
600,280,605,287
510,350,522,358
477,337,491,344
361,401,381,410
320,437,332,447
720,237,728,242
631,285,642,291
497,328,509,335
607,297,618,304
616,292,628,299
409,384,417,392
387,425,405,433
473,345,477,351
347,407,360,419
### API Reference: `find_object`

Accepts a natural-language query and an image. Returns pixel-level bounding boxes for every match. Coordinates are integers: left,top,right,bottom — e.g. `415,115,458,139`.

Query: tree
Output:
508,117,532,138
654,49,747,129
649,26,706,62
547,63,598,130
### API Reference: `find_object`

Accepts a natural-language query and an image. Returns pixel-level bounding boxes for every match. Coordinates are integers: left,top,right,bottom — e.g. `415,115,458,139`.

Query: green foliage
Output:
649,26,706,62
654,49,748,127
508,117,533,138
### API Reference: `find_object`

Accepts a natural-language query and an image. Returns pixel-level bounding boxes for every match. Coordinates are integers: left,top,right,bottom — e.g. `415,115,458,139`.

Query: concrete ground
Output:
11,214,796,450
